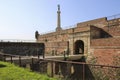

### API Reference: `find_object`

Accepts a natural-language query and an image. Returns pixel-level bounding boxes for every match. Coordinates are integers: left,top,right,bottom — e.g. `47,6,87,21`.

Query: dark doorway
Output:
74,40,84,54
70,57,95,80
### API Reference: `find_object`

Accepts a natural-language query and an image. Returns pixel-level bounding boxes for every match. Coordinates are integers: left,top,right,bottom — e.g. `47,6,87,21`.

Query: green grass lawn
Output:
0,61,57,80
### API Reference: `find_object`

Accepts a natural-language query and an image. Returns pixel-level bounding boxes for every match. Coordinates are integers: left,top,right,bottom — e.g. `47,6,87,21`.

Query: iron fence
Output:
107,14,120,20
0,53,120,80
0,39,36,42
36,59,120,80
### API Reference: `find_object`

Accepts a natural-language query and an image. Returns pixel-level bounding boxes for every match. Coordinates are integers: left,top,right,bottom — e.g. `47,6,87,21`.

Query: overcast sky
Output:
0,0,120,40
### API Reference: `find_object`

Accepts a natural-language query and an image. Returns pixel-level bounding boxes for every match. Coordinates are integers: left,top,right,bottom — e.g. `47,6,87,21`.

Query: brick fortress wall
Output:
36,17,120,65
90,18,120,65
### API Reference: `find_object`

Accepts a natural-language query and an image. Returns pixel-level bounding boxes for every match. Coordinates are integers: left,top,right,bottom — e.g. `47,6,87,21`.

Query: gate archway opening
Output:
74,40,84,54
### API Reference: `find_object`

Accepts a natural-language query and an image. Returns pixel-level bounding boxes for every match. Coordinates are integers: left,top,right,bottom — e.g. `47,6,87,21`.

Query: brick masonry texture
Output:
36,17,120,65
93,48,120,65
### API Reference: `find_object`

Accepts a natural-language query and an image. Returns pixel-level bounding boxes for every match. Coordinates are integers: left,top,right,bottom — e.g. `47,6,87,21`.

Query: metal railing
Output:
0,53,44,67
0,53,120,80
40,24,76,35
107,14,120,20
37,58,120,80
0,54,120,80
0,39,36,42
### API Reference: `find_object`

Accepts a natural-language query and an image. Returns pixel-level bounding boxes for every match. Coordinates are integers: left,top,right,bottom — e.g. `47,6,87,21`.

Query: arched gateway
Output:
74,40,84,54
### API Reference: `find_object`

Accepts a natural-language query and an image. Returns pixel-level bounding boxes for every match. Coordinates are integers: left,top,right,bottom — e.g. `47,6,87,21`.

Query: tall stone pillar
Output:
56,5,62,32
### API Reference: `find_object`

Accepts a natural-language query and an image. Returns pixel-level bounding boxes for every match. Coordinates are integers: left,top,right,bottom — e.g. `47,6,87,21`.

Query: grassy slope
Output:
0,61,56,80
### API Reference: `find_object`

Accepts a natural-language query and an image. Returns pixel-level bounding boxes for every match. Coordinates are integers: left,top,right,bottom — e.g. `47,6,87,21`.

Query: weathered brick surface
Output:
77,17,107,28
102,25,120,37
91,37,120,46
0,42,44,56
74,25,90,33
93,48,120,65
45,41,68,55
37,16,120,65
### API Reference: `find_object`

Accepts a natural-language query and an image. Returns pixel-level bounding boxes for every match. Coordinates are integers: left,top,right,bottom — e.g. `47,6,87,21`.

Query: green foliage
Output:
0,61,57,80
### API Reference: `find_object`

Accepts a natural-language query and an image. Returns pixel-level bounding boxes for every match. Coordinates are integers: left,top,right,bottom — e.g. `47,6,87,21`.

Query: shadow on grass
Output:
0,64,6,68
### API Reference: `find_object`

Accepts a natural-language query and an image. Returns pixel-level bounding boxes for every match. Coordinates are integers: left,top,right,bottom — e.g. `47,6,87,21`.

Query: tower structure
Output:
56,4,62,31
